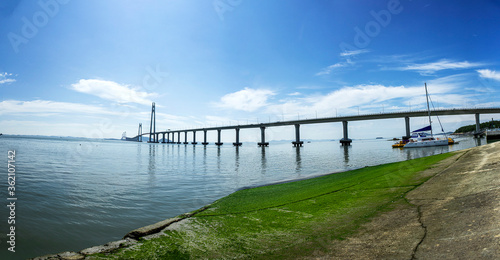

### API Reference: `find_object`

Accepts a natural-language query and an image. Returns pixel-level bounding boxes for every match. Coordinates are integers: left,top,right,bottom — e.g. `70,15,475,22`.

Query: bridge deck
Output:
141,108,500,136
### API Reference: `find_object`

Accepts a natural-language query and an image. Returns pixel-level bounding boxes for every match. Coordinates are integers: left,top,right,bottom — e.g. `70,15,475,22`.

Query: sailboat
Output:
403,83,451,148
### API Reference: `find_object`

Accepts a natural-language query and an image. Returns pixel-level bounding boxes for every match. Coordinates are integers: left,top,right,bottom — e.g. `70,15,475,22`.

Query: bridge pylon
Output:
148,102,157,143
138,123,143,142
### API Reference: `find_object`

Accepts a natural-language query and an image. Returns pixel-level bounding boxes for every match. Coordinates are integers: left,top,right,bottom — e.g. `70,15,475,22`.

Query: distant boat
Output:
403,131,448,148
402,83,453,148
392,138,409,148
376,137,383,139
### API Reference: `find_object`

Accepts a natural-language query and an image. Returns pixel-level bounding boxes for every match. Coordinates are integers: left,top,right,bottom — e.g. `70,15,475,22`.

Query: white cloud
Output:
398,59,484,74
296,85,326,90
0,100,118,116
340,49,370,57
0,100,173,138
428,94,472,107
316,50,367,76
0,72,16,84
0,120,98,137
315,63,346,76
288,92,301,96
204,115,234,125
71,79,157,105
477,69,500,81
476,101,500,107
265,77,474,119
426,73,470,93
307,85,416,111
215,87,276,112
267,84,422,118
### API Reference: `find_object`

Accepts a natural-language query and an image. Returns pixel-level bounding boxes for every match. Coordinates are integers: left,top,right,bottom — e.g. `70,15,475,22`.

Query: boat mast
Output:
425,83,433,136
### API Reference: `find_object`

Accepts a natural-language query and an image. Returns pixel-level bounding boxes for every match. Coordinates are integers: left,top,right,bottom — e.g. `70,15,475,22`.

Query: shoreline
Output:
34,142,499,259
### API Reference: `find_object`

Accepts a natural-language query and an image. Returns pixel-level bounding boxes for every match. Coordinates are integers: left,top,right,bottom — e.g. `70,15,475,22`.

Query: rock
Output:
124,217,183,239
58,251,84,260
31,251,83,260
80,238,136,255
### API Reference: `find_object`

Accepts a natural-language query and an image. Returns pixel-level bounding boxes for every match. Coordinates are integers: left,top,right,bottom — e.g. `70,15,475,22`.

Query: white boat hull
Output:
404,139,448,148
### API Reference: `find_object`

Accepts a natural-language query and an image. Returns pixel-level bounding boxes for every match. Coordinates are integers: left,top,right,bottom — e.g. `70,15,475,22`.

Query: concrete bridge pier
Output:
258,126,269,147
476,113,480,132
183,131,189,144
177,132,181,144
340,120,352,146
215,129,223,146
404,116,411,138
162,133,166,143
474,113,485,138
192,131,197,144
292,124,304,147
166,133,170,143
202,130,209,145
233,128,242,146
155,133,160,143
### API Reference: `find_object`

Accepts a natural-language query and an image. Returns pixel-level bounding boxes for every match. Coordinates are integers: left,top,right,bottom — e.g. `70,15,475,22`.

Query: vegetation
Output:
90,152,455,259
454,120,499,133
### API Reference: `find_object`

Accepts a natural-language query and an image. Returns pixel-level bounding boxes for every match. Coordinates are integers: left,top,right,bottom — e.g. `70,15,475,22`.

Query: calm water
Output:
0,135,486,259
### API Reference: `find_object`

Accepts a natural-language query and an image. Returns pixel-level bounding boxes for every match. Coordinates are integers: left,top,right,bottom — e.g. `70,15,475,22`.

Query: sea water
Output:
0,135,485,259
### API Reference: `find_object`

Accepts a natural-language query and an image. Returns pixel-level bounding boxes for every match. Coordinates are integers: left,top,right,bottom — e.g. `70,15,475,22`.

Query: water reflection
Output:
475,137,483,146
148,144,156,174
397,145,449,161
235,147,240,172
342,145,350,166
202,146,207,173
295,147,302,172
148,144,157,187
136,143,142,164
260,147,267,174
217,147,221,171
191,145,196,172
161,143,166,165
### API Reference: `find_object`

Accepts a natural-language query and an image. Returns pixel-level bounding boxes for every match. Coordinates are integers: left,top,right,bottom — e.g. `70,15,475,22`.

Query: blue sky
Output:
1,0,500,141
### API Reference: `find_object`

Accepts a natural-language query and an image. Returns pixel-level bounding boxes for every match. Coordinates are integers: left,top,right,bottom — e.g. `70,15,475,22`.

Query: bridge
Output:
132,105,500,146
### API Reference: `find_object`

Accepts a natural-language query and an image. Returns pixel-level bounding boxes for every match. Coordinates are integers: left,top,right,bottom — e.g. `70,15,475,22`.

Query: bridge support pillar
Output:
473,113,484,138
166,133,170,143
340,121,352,146
162,133,166,143
292,124,304,147
155,133,159,143
191,131,197,144
177,132,181,144
404,116,411,138
183,131,189,144
215,129,223,146
202,130,209,145
476,113,480,132
258,126,269,147
233,128,242,146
